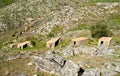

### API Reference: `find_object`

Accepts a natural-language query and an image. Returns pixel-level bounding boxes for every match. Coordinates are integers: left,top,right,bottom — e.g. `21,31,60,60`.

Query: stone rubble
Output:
62,45,114,57
62,46,97,57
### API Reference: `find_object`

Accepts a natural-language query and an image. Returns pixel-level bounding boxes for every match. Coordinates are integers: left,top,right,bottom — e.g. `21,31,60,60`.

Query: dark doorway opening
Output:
78,68,85,76
101,41,104,45
23,44,27,49
55,39,59,47
74,41,76,45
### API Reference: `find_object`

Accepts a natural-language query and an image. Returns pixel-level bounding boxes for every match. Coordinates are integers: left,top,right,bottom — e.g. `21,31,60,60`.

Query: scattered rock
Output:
28,62,33,66
115,66,120,73
62,46,98,57
33,74,38,76
101,62,118,76
82,68,100,76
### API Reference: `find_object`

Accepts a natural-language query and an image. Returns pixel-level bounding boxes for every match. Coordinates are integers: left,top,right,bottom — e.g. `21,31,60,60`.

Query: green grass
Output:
90,0,120,2
0,43,3,49
87,38,98,45
56,38,71,49
16,40,49,53
48,25,63,38
37,72,56,76
113,37,120,45
70,24,91,31
0,0,16,8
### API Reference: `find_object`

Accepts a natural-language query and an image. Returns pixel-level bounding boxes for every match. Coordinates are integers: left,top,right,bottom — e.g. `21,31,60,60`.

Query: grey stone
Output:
82,68,100,76
115,66,120,73
32,52,82,76
101,63,117,76
60,60,79,76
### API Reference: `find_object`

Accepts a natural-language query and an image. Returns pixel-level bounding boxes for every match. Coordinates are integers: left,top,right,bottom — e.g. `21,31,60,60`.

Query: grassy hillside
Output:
0,0,119,42
0,0,119,9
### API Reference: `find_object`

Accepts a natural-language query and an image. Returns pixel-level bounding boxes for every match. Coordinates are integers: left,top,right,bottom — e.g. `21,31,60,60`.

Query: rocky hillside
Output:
0,0,120,76
0,0,120,37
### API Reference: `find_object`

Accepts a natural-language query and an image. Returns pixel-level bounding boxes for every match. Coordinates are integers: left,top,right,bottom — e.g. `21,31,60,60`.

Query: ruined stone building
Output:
17,41,33,49
9,43,18,48
71,37,88,46
9,41,33,49
98,37,112,46
47,37,60,49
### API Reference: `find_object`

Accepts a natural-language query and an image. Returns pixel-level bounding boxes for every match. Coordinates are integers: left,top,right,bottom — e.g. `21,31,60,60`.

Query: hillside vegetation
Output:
0,0,120,76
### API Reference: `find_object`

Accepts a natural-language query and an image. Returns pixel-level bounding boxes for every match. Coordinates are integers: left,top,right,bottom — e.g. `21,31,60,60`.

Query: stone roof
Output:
99,37,112,42
71,37,88,42
17,41,31,46
47,37,60,43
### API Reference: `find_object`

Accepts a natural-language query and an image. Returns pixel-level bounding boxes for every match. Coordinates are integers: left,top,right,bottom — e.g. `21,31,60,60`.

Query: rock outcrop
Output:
82,68,100,76
62,46,98,57
32,51,83,76
101,62,120,76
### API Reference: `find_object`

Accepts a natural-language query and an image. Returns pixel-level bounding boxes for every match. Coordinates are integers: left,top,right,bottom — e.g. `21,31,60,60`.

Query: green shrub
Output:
88,38,98,45
71,24,91,31
90,21,112,38
113,37,120,45
31,41,36,46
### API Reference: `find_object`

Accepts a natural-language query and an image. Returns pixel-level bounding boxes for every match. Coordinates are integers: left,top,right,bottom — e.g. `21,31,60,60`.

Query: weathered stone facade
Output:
17,41,33,49
9,41,33,49
71,37,88,46
98,37,112,46
47,37,60,49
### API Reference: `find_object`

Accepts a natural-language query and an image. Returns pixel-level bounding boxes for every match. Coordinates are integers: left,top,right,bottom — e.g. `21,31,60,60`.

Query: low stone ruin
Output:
46,37,60,49
17,41,33,49
32,51,84,76
9,41,33,49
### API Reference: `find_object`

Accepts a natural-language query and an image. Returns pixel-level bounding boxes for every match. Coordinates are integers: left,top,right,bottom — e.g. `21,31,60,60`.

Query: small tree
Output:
90,21,112,38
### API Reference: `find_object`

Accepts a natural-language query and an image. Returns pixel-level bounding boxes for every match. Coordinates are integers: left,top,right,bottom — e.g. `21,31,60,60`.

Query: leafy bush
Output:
113,37,120,45
31,41,36,46
90,21,112,38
